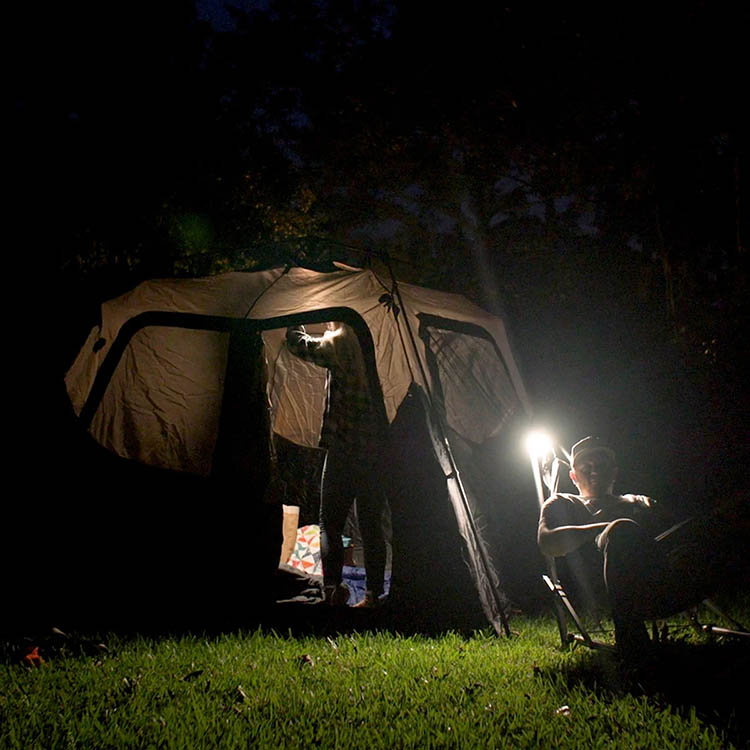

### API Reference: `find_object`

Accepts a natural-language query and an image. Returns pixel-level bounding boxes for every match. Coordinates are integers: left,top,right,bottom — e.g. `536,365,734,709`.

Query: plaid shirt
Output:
286,324,385,457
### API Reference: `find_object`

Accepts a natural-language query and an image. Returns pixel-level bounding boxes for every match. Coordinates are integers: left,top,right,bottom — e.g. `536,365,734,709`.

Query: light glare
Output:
322,326,343,341
526,430,554,459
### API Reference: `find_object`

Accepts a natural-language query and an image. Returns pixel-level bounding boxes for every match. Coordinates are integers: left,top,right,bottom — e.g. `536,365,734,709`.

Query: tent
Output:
64,262,531,633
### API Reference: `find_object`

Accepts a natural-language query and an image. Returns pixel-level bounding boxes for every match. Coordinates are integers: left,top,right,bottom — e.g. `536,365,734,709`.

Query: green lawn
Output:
2,606,748,749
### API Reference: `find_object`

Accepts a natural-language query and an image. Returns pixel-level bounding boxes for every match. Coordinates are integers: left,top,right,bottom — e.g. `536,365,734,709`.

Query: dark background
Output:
10,1,748,626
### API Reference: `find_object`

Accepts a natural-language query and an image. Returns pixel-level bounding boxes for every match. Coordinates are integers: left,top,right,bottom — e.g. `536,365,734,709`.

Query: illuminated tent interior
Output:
64,263,531,633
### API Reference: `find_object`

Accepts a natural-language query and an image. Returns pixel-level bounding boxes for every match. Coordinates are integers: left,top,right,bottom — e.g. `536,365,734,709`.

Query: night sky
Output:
11,1,748,625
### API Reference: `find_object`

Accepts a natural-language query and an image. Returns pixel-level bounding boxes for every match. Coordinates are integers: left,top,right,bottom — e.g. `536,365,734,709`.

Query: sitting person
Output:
537,436,741,659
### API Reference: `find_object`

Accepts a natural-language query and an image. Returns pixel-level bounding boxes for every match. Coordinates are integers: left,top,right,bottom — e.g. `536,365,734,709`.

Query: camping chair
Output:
536,454,749,651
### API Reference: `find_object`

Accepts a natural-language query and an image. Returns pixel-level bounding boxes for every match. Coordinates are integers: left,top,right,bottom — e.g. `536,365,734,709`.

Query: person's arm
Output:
537,498,609,558
285,325,337,366
537,518,609,558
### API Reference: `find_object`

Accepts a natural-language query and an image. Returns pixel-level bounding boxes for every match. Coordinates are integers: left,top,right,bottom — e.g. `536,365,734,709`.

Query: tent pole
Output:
529,452,569,646
383,256,512,637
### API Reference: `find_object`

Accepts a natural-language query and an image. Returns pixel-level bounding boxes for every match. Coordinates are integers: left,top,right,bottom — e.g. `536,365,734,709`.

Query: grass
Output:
2,606,748,749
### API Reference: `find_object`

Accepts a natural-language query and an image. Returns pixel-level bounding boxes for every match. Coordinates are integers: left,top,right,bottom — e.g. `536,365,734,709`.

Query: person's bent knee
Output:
597,517,644,552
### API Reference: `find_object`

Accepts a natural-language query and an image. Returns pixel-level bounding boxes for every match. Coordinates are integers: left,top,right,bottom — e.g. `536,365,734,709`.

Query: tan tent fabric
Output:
65,264,530,476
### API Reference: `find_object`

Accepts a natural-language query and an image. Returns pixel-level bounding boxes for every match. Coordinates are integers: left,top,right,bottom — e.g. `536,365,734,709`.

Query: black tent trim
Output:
79,307,388,432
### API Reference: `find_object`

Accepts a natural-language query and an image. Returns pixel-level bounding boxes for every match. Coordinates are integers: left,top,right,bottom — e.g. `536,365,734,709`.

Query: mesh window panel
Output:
422,325,521,444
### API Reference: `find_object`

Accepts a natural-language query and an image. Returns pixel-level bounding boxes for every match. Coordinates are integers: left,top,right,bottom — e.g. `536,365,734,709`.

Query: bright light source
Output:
526,430,555,508
526,430,554,459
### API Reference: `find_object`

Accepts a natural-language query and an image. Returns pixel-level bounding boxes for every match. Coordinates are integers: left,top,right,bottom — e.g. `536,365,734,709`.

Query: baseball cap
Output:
569,436,615,466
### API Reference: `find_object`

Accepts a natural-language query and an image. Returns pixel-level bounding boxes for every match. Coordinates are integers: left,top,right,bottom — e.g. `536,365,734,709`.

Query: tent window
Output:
420,322,521,444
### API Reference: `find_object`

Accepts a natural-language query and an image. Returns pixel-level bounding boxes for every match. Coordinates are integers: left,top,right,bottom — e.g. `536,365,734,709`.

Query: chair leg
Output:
690,600,750,640
542,574,570,647
542,574,617,651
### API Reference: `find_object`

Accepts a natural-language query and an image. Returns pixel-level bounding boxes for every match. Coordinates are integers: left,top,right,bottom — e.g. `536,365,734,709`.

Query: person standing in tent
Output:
285,322,389,608
537,436,744,661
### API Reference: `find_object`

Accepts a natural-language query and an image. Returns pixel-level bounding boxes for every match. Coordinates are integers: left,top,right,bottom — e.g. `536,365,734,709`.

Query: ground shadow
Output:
549,637,750,748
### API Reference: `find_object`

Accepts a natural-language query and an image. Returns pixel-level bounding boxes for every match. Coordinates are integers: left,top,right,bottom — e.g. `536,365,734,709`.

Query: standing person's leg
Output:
356,483,387,599
350,449,388,607
319,450,354,596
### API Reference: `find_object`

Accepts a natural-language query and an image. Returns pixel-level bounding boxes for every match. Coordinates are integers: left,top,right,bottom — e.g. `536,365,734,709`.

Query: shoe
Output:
324,583,350,606
615,621,653,665
352,590,383,609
